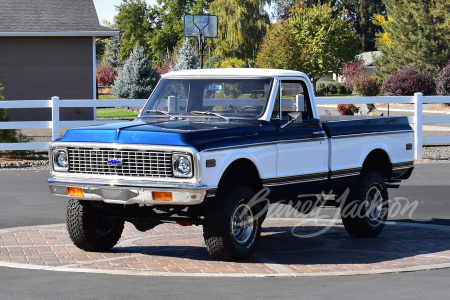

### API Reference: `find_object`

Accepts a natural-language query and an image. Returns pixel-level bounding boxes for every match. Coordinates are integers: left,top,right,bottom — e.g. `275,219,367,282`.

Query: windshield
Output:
141,78,273,120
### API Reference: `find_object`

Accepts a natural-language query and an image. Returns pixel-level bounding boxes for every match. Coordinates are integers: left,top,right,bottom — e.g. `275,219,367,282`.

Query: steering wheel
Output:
239,106,261,114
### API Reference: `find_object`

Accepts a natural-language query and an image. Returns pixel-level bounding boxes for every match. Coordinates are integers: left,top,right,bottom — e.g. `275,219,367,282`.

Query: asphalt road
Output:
0,164,449,299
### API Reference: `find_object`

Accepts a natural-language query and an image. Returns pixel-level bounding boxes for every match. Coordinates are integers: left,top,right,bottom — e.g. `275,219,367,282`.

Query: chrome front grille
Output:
68,148,173,177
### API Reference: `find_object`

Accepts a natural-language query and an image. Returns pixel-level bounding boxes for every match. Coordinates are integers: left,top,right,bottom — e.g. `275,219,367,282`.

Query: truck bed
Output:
320,115,413,138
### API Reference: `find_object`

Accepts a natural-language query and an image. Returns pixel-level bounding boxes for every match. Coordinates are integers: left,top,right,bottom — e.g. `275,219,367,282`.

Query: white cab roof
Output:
162,68,308,78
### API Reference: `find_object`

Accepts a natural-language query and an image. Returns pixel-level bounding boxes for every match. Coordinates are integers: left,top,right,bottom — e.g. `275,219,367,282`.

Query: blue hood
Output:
58,119,276,152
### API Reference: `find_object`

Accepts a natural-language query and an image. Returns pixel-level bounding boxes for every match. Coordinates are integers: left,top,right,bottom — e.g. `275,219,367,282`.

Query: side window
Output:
279,80,313,120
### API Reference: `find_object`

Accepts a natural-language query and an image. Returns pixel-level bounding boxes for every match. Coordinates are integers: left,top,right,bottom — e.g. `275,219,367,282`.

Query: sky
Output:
93,0,275,25
93,0,157,24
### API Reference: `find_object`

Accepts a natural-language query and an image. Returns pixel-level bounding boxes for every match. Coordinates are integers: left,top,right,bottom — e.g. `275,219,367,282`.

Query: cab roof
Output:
162,68,308,79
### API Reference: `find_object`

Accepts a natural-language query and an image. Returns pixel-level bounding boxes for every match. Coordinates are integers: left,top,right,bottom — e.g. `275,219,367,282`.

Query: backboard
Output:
184,15,218,38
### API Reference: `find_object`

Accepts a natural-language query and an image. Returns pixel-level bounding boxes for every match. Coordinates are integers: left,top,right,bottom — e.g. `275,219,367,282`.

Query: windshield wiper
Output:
191,111,230,122
145,110,180,120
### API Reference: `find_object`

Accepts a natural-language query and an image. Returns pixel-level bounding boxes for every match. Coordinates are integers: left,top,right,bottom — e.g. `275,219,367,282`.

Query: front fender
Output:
199,145,277,188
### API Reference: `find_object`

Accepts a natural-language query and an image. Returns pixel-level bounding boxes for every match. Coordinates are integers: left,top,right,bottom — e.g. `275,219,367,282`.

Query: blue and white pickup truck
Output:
48,69,414,261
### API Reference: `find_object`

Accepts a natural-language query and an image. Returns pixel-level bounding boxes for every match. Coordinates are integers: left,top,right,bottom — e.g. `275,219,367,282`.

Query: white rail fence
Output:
0,97,146,151
317,93,450,159
0,93,449,159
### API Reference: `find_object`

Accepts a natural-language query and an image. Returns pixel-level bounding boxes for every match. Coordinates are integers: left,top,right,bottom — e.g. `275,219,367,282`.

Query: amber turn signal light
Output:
152,192,173,201
67,187,84,197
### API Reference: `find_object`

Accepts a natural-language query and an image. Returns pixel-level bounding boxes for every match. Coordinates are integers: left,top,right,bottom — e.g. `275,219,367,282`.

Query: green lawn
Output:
316,94,357,97
97,109,139,119
98,95,116,100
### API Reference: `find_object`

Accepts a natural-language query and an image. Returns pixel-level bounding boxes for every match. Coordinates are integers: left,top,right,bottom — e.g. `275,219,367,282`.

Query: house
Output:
316,51,382,87
0,0,118,121
356,51,382,77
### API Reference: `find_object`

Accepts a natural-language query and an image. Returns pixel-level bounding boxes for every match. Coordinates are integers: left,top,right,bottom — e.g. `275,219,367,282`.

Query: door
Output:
269,79,328,199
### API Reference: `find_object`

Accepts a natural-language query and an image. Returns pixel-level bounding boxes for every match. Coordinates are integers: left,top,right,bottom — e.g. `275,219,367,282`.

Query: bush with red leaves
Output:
381,66,435,96
337,104,358,115
341,59,365,91
96,65,118,86
436,62,450,96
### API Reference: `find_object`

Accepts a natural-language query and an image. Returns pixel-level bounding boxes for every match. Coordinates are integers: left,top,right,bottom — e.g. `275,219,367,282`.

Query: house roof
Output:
356,51,382,66
0,0,117,37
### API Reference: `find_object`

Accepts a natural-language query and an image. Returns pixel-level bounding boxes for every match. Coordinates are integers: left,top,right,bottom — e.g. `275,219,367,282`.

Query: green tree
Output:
113,45,160,99
96,39,108,59
210,0,271,62
149,0,213,63
0,84,29,156
283,2,359,90
256,21,304,70
115,0,152,62
374,0,450,77
104,34,123,69
172,39,199,71
273,0,386,51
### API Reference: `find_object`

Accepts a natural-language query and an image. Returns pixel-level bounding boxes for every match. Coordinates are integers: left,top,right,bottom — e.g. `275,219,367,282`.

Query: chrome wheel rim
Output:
365,186,384,226
231,204,254,244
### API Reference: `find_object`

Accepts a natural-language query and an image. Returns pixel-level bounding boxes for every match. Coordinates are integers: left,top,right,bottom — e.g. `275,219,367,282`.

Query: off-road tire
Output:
203,184,262,261
66,199,124,252
341,169,389,238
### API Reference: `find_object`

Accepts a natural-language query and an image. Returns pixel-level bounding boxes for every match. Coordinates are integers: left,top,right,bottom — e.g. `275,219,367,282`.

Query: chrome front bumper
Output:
48,178,208,205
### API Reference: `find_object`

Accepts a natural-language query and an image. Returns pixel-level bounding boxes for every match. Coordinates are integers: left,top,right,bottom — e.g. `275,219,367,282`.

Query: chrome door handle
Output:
313,131,325,135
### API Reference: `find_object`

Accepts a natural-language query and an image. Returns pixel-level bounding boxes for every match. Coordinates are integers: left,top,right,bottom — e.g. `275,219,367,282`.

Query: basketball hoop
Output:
184,15,218,68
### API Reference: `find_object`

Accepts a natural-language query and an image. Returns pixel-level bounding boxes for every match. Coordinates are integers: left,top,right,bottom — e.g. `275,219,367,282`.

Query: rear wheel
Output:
66,199,124,252
203,184,262,261
341,169,389,237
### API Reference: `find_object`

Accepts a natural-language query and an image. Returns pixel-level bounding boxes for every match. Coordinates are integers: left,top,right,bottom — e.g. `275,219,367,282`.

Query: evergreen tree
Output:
104,34,123,69
113,46,160,99
374,0,450,77
173,39,199,71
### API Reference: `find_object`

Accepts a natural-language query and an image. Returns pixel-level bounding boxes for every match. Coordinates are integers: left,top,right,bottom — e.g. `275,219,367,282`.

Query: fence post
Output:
414,92,423,159
52,96,60,141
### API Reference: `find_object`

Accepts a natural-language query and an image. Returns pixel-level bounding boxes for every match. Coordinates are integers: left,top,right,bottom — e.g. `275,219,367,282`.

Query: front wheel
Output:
66,199,124,252
341,169,389,238
203,184,262,261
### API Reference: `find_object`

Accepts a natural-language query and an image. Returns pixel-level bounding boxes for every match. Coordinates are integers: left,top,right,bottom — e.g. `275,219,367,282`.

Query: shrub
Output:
204,55,225,69
328,83,338,95
0,83,30,157
336,83,352,95
96,66,118,86
341,59,365,91
316,83,327,96
381,66,435,96
218,58,246,68
113,45,160,99
436,62,450,96
353,76,382,96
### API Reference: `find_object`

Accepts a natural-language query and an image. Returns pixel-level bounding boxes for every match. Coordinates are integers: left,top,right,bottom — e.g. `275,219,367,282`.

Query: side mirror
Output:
280,112,303,129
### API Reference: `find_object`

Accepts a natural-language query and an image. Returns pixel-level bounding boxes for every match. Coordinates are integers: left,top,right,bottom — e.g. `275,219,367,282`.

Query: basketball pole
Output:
198,30,205,69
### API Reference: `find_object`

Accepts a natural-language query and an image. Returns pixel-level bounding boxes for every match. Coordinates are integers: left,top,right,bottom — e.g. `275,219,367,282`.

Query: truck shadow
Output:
113,222,450,265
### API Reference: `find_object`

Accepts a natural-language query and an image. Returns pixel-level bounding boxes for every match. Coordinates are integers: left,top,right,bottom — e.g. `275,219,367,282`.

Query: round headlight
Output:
174,156,191,176
55,151,68,168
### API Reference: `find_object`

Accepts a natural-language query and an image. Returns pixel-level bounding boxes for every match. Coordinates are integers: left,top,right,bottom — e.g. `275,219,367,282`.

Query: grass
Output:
97,109,139,120
98,95,116,100
316,94,357,97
